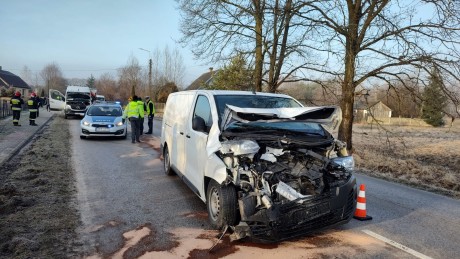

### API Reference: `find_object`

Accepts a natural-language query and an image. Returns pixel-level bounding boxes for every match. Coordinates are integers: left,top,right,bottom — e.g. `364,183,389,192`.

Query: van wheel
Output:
206,180,238,229
163,147,174,176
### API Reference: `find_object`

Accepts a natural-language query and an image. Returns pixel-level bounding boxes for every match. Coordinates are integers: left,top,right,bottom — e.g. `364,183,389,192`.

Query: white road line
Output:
362,229,433,259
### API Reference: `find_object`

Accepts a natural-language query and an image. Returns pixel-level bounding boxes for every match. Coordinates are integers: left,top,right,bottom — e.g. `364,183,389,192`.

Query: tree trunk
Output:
338,1,359,152
253,0,264,92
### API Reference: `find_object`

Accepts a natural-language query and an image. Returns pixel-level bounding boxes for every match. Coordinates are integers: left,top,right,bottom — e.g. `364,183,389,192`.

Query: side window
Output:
192,95,213,132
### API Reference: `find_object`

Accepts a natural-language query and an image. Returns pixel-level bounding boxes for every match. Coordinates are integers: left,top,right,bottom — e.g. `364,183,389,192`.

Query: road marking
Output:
362,229,433,259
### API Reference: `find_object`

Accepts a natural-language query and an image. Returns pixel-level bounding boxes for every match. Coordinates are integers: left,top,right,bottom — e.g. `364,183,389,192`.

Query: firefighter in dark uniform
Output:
28,92,39,126
10,91,24,126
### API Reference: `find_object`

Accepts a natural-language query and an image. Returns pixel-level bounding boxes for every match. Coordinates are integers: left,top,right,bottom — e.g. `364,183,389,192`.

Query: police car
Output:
80,102,127,139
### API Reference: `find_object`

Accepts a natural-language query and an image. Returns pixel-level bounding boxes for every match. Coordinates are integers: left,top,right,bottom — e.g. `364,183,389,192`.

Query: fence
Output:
154,103,165,117
0,98,12,119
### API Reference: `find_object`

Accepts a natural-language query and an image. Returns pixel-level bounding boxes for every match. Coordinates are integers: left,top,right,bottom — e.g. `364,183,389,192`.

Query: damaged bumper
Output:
232,175,357,242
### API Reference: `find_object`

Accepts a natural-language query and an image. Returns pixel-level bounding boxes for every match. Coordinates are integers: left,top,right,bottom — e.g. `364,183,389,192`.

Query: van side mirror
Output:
192,116,207,133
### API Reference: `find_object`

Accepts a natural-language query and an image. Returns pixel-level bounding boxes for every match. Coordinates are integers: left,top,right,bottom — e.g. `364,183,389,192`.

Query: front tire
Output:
206,180,238,229
163,147,174,176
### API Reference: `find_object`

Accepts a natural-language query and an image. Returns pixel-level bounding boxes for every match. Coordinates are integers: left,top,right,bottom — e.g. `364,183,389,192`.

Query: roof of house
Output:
186,70,219,90
354,100,391,111
0,69,31,89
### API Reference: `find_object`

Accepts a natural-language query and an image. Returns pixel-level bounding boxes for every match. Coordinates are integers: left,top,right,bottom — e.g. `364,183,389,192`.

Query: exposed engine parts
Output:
219,138,353,222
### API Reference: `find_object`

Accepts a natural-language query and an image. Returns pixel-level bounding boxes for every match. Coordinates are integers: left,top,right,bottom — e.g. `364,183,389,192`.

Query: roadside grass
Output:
352,121,460,198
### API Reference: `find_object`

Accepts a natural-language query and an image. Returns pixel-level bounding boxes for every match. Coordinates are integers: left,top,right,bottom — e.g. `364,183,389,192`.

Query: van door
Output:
184,94,214,196
49,89,65,110
170,93,194,175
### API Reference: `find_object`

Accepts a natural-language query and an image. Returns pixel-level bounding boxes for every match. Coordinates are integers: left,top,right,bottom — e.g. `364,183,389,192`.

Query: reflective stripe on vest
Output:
137,101,145,118
11,98,22,110
146,100,155,114
125,101,139,118
28,99,37,111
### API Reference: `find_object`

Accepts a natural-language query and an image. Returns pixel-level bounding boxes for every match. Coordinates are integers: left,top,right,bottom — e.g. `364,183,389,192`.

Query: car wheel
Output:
206,180,238,229
64,114,68,119
80,135,86,139
121,131,127,139
163,147,174,176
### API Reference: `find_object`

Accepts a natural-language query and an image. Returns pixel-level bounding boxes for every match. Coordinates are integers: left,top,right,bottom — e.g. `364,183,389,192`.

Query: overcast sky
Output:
0,0,207,87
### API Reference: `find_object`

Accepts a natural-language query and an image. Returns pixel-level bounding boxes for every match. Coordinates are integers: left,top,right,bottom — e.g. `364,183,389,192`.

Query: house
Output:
354,100,392,123
0,66,31,97
186,68,219,90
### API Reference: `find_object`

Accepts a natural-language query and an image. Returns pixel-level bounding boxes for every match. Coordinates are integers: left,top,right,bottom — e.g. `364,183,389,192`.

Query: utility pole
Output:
148,58,152,99
139,48,153,99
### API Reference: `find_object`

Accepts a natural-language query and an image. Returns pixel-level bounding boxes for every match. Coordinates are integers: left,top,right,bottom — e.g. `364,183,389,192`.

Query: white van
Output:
48,86,91,119
160,90,357,242
64,86,91,119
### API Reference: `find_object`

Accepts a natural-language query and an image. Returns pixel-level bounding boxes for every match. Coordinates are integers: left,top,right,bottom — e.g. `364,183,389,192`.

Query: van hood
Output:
220,105,341,131
206,105,342,156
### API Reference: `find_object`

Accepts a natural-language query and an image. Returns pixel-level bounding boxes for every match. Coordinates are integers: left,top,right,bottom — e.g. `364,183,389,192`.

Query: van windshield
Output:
214,95,301,121
67,92,90,100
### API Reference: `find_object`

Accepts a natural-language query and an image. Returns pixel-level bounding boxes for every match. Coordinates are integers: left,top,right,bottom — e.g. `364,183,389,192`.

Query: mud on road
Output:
0,116,82,258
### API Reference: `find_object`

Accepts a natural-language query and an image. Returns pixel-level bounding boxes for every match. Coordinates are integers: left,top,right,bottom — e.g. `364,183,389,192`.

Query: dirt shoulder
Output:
353,123,460,199
0,116,81,258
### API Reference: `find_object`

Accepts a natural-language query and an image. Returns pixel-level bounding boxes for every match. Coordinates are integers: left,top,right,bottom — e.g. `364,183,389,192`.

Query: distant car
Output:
80,102,127,139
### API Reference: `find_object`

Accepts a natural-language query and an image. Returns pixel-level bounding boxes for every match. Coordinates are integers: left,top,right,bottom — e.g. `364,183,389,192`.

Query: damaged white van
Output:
160,90,357,242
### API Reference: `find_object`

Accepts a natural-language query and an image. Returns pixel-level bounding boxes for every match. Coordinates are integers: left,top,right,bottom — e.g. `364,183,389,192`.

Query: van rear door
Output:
49,89,65,111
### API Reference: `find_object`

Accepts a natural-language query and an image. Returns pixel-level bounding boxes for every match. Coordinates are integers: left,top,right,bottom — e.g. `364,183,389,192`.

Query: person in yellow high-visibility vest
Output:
123,96,141,143
28,92,39,126
137,97,145,135
10,91,24,126
145,96,155,134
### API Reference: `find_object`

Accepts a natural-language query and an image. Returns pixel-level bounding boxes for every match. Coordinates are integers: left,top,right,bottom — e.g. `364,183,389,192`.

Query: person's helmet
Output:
145,96,150,100
128,97,133,101
31,92,36,97
15,91,21,97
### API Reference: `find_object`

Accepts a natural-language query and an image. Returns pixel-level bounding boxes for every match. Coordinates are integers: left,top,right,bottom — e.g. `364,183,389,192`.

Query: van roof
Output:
173,89,292,99
66,85,90,92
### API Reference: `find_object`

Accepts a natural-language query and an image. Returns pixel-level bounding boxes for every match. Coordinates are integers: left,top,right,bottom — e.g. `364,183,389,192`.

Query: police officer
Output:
145,96,155,134
10,91,24,126
123,96,141,143
137,96,145,135
28,92,39,126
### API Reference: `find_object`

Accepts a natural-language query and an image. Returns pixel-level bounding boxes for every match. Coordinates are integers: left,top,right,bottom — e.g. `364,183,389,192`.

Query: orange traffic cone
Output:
353,184,372,221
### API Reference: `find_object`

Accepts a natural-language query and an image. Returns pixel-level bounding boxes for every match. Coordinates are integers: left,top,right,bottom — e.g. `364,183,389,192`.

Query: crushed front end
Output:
218,132,357,242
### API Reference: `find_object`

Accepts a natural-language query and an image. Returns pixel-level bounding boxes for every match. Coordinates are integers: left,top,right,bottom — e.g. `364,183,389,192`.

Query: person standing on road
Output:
145,96,155,134
10,91,24,126
123,96,141,143
137,96,145,135
27,92,39,126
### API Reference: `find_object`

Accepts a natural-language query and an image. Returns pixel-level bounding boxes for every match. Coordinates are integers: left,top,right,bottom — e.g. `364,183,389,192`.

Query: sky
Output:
0,0,207,88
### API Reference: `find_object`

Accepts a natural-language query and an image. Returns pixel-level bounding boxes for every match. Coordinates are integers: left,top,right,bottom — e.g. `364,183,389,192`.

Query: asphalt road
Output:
67,118,460,258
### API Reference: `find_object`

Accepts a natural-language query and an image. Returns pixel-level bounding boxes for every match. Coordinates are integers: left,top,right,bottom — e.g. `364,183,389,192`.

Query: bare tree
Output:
150,46,186,89
118,56,144,98
95,73,118,101
40,63,67,95
296,0,460,151
20,66,33,86
176,0,311,92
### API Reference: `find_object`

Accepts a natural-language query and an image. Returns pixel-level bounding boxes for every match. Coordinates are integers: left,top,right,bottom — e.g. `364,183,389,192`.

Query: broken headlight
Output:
330,156,354,171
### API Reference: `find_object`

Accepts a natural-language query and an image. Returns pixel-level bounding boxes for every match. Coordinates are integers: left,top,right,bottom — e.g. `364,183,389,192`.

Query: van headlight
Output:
331,156,354,171
82,120,90,126
115,121,123,126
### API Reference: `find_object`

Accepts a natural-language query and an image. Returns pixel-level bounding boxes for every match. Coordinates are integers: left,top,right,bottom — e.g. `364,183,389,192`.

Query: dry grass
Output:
352,121,460,198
